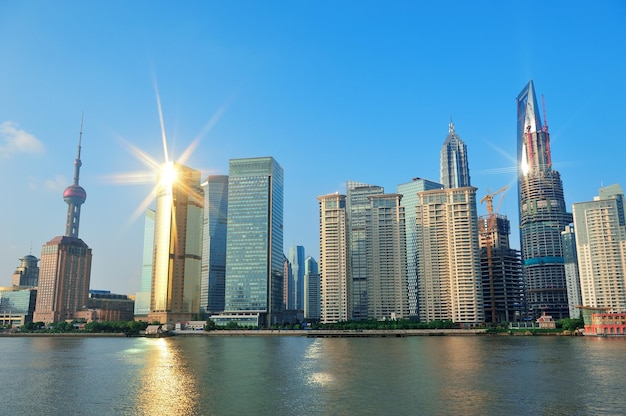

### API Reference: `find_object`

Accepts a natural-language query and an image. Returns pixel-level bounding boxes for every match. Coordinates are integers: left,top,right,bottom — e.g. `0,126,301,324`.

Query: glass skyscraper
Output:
440,121,471,189
397,177,443,318
222,157,284,327
346,181,384,320
134,209,155,317
200,175,228,316
288,245,305,311
517,81,572,319
303,256,320,321
149,162,203,324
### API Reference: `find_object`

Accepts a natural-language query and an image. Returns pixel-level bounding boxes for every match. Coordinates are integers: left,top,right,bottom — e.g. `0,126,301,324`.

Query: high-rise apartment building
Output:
34,126,92,324
416,187,484,324
148,162,203,324
303,256,320,321
11,255,39,287
134,209,155,317
440,121,471,189
573,184,626,313
366,193,409,319
346,181,384,320
200,175,228,316
561,225,582,318
318,193,349,324
478,213,524,323
397,177,443,317
219,157,284,327
288,245,305,311
517,81,572,319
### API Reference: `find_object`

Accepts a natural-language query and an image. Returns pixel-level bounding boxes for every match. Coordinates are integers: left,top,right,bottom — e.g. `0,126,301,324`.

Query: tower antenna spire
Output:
64,115,87,238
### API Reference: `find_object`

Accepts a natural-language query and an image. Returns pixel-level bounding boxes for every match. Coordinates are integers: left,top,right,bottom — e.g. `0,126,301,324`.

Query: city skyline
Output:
1,3,625,296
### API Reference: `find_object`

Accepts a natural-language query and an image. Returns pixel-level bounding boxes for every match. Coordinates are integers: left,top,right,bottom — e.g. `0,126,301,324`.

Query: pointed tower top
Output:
449,115,455,134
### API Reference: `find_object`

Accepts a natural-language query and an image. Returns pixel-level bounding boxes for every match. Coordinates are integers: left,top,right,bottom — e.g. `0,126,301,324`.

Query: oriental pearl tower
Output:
63,120,87,238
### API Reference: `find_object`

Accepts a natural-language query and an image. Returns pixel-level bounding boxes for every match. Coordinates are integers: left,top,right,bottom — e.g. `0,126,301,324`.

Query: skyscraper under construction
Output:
517,81,572,319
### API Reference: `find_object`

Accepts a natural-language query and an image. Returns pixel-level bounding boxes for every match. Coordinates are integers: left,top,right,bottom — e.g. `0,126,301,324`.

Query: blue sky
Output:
1,1,625,295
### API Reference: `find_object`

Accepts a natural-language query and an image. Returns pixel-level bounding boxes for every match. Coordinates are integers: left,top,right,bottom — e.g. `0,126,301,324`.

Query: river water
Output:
1,335,624,415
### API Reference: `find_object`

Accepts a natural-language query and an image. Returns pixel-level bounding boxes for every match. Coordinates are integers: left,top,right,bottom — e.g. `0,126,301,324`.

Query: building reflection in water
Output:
135,338,199,416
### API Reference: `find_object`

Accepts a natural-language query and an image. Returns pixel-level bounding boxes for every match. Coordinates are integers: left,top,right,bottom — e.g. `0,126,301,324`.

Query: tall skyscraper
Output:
517,81,572,319
397,177,443,317
573,184,626,313
561,225,582,319
11,255,39,287
416,187,484,324
221,157,284,327
288,245,305,311
148,162,203,324
346,181,384,320
303,256,320,321
478,213,524,323
200,175,228,316
134,209,155,317
318,193,349,324
34,125,92,324
440,121,471,189
366,193,409,319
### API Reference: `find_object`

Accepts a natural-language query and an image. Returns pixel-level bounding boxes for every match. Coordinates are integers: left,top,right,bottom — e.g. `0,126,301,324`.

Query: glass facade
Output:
303,256,320,320
134,209,155,316
224,157,283,327
288,245,305,310
200,175,228,315
149,162,203,324
397,177,443,318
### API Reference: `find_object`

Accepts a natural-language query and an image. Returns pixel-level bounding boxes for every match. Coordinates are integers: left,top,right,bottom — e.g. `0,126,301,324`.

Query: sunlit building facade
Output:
397,177,443,317
318,193,349,324
134,209,155,318
573,184,626,313
200,175,228,316
149,162,203,324
219,157,284,327
416,187,484,325
288,245,305,311
34,128,92,324
517,81,572,319
0,286,37,326
366,193,409,319
346,181,384,320
11,255,39,287
440,121,471,189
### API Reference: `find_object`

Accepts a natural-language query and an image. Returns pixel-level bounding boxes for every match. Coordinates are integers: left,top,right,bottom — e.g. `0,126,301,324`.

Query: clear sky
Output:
1,1,624,295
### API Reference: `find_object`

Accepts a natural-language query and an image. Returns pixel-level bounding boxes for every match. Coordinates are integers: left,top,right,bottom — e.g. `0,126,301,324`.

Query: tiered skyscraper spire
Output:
440,119,471,189
63,118,87,238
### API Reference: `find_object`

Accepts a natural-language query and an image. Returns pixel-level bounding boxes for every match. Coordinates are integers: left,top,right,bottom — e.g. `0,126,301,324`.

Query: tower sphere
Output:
63,184,87,204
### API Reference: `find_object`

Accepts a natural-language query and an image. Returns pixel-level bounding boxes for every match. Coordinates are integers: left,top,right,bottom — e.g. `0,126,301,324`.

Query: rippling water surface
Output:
1,335,625,415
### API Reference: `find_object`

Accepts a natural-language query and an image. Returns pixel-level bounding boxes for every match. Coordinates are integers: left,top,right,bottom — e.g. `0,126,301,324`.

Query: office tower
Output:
283,255,293,310
148,162,203,324
561,225,582,318
398,177,443,318
304,256,320,321
478,213,524,323
440,121,471,189
134,209,155,317
573,184,626,312
517,81,572,319
346,181,384,320
416,187,484,324
11,255,39,287
200,175,228,316
318,193,349,324
221,157,284,327
33,126,92,324
288,245,305,311
366,193,409,320
0,286,37,326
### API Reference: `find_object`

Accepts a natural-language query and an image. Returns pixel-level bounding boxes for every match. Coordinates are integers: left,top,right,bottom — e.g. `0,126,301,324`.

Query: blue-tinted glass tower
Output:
440,121,471,189
288,245,305,311
224,157,284,327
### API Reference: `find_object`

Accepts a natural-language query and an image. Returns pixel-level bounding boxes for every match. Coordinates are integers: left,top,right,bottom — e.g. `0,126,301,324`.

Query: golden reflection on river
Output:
134,338,199,416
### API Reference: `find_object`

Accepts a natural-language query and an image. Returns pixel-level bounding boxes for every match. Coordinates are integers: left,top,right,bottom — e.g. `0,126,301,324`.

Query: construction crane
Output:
480,185,509,323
